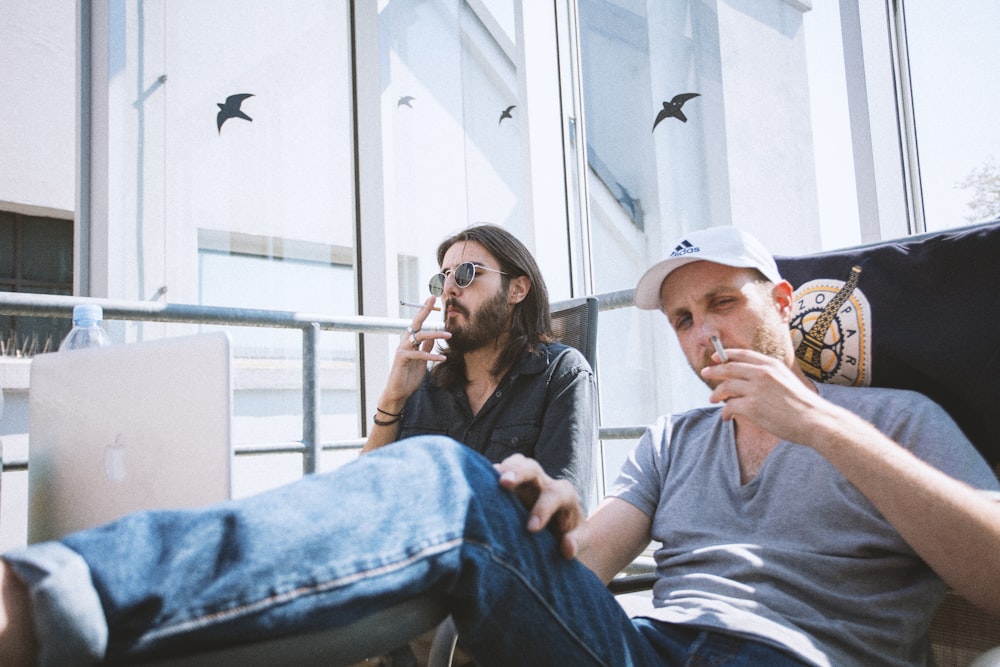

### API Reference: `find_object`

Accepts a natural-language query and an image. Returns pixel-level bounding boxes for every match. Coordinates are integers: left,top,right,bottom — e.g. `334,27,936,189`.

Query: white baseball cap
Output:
634,226,782,310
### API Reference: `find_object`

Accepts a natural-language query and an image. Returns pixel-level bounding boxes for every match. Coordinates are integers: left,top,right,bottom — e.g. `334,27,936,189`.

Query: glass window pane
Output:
802,1,861,250
103,2,359,489
379,0,525,314
21,218,72,283
905,0,1000,230
576,0,825,434
0,212,14,279
199,247,355,360
198,242,360,469
107,1,355,311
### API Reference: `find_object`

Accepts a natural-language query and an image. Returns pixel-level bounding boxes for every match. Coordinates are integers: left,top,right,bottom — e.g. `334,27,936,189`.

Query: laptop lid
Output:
27,332,233,543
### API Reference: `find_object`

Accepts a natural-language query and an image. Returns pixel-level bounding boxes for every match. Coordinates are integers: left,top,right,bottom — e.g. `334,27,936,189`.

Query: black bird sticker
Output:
652,93,700,130
499,105,516,125
398,95,415,108
217,93,254,133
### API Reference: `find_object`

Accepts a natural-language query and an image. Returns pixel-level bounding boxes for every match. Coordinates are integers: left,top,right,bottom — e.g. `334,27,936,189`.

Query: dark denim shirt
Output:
397,342,597,508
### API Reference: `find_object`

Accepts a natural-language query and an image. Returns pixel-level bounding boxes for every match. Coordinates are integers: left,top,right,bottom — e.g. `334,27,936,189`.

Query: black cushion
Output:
775,219,1000,465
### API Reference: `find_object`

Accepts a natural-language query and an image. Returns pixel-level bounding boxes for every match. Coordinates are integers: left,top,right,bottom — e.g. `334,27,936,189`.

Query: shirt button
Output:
495,390,502,397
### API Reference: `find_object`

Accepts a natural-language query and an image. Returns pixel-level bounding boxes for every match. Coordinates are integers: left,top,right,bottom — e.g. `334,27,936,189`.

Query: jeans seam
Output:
470,539,614,667
138,536,464,646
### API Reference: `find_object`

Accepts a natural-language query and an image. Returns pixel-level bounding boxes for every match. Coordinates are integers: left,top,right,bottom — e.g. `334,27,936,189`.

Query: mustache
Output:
444,298,469,317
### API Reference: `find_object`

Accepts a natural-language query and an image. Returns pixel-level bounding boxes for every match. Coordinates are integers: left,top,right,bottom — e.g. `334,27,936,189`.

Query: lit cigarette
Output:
711,336,728,362
400,300,441,311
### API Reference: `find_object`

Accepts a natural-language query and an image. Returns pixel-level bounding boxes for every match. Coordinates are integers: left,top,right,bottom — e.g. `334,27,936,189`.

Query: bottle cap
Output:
72,304,103,322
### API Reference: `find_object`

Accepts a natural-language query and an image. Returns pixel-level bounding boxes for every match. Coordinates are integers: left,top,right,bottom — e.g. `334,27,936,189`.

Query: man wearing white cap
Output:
608,225,1000,664
632,226,784,307
2,227,999,667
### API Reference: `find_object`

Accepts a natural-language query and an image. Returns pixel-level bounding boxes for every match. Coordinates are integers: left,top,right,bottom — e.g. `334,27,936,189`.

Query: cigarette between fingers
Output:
400,300,442,311
711,336,728,362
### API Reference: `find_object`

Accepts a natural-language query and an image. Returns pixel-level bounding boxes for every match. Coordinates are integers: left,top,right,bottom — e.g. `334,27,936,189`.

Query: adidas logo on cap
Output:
634,226,783,310
670,240,700,257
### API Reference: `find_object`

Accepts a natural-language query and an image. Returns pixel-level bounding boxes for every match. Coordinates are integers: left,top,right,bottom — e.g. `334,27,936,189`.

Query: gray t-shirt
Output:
610,383,1000,667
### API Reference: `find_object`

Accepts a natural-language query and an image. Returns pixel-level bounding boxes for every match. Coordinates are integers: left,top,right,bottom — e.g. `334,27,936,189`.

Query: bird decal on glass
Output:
499,105,516,125
217,93,254,133
652,93,700,130
398,95,415,108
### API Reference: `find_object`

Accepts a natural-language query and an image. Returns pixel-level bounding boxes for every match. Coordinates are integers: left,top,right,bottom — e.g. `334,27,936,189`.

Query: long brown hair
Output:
432,224,553,389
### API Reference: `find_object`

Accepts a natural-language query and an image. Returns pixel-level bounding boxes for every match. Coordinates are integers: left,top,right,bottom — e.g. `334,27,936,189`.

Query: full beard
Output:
445,288,511,353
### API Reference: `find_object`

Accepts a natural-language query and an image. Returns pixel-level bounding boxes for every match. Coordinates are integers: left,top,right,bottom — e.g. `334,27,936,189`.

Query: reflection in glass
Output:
379,0,523,318
576,0,823,436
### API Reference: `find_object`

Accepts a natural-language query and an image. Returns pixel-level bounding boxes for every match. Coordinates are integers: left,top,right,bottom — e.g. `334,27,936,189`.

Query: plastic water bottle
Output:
59,304,113,351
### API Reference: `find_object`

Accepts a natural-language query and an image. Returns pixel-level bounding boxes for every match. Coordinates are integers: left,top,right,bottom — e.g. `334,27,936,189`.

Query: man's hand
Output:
382,297,450,406
495,454,586,559
703,348,1000,616
362,298,451,453
700,347,827,446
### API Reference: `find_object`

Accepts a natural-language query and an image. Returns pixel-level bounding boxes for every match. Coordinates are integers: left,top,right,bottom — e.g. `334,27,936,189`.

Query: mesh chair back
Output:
550,296,599,370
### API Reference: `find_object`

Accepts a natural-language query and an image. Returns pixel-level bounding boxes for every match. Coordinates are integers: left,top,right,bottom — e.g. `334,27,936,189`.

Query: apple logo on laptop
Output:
104,434,127,482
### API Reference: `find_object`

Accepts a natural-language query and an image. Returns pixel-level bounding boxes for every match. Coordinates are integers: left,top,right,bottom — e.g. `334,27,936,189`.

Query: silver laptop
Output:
27,332,233,543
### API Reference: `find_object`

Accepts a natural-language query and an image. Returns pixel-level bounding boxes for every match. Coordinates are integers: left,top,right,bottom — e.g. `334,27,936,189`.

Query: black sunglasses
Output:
428,261,507,296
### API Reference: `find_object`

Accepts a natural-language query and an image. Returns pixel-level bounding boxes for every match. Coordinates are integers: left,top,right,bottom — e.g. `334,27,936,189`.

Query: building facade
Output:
1,0,997,550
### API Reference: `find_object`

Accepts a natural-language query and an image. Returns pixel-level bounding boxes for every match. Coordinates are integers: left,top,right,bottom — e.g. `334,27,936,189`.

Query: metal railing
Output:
1,289,643,475
0,292,424,475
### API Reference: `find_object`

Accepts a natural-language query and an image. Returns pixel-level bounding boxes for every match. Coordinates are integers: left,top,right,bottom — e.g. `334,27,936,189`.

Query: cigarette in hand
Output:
711,336,728,362
400,300,441,312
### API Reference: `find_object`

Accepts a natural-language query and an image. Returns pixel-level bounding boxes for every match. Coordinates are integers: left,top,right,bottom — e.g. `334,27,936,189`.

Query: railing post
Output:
302,322,321,475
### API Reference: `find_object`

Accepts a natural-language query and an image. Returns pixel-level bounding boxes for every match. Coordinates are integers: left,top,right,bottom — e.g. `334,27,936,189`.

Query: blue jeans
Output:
6,437,810,666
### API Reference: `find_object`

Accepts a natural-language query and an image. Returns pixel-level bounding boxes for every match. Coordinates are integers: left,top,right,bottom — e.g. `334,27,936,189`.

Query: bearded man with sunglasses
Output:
362,223,597,509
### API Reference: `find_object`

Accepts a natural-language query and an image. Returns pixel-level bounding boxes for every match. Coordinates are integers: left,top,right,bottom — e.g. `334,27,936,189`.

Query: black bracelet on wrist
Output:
373,411,402,426
376,406,403,418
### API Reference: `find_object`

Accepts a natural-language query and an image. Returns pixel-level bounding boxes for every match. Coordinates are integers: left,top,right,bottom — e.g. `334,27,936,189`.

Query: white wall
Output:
0,0,76,217
0,0,76,553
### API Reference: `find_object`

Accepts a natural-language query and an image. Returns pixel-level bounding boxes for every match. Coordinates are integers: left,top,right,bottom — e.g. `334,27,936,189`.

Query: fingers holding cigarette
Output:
398,296,449,353
400,297,438,343
399,325,449,357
